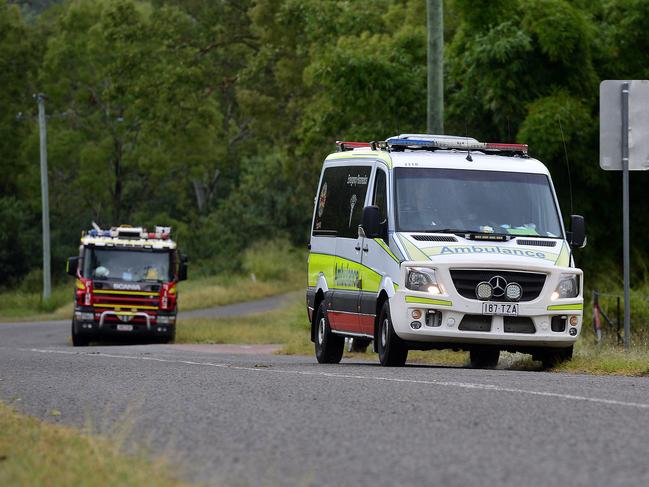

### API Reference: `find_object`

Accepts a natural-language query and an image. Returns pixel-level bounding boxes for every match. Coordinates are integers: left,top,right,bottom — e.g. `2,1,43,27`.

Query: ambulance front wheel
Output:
377,302,408,367
314,303,344,364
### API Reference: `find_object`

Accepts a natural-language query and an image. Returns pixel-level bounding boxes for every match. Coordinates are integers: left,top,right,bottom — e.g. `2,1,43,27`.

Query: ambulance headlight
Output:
553,274,579,299
406,267,444,294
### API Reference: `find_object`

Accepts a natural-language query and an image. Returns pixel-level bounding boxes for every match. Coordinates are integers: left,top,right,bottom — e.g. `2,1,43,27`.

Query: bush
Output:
242,237,306,282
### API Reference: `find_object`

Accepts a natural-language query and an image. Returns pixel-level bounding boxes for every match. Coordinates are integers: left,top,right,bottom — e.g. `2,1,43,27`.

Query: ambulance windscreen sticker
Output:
318,182,327,218
349,194,357,227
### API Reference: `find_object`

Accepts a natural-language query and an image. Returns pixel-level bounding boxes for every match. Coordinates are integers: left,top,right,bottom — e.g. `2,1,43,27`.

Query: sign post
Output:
600,80,649,350
621,83,630,350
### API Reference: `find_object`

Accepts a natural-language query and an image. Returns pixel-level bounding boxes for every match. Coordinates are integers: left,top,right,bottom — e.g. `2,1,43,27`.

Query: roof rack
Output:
335,134,528,157
336,141,372,152
86,223,172,240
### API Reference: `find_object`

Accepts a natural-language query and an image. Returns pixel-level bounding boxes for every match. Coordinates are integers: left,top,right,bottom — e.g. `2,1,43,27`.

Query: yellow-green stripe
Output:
405,296,452,306
374,238,400,263
547,303,583,311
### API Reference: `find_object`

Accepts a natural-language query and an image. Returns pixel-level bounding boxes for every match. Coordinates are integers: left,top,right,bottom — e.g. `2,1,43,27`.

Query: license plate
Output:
116,324,133,332
482,303,519,316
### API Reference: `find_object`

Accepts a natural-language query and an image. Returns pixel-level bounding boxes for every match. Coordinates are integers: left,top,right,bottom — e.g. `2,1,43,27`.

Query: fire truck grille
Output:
93,291,160,311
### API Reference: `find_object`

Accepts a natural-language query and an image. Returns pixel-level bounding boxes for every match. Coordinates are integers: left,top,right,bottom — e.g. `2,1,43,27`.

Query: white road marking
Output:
23,347,649,411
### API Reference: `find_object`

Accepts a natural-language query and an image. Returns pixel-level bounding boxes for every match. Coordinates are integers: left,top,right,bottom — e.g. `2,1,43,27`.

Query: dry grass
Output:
0,401,187,487
178,271,303,311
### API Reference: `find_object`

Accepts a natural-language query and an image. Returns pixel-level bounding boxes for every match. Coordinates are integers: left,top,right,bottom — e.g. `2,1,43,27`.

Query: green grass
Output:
0,401,188,487
178,293,649,376
0,239,306,322
177,297,311,351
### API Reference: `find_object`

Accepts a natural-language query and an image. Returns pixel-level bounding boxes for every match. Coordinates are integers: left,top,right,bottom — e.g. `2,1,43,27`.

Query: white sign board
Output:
600,80,649,171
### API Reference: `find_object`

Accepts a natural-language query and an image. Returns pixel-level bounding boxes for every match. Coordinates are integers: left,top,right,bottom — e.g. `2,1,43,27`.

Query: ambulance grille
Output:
450,270,546,302
516,239,557,247
411,235,457,242
503,317,536,334
458,315,492,332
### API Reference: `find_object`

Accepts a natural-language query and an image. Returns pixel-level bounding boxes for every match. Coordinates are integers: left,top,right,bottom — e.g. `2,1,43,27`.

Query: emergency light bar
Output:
335,134,528,157
87,224,171,240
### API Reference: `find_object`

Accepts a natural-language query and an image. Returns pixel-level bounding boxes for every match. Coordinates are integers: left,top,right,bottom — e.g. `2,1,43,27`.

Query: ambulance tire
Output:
314,303,344,364
71,320,90,347
538,346,573,369
378,302,408,367
469,349,500,368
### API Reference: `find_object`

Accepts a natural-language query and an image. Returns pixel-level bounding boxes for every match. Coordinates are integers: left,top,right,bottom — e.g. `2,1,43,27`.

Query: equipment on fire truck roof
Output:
86,223,171,240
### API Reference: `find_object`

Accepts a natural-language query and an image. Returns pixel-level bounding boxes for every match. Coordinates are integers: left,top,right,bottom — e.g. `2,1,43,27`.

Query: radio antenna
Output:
558,116,576,266
558,117,574,217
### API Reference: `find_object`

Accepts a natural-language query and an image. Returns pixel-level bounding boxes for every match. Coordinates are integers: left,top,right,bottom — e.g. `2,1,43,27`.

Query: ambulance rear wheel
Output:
314,304,344,364
469,349,500,368
71,320,89,347
377,302,408,367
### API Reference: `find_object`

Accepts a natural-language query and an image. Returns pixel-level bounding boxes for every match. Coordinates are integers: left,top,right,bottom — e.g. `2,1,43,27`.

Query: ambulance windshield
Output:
394,168,563,238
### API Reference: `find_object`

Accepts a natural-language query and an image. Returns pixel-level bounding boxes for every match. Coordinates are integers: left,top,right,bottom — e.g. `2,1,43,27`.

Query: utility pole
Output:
36,93,51,301
427,0,443,134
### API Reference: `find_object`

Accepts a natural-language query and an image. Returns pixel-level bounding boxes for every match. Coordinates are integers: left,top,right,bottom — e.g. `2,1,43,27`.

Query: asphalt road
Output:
2,312,649,486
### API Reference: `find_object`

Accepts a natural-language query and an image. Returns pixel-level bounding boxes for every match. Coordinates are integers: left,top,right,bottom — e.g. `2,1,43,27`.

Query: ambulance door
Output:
358,165,395,335
330,164,372,334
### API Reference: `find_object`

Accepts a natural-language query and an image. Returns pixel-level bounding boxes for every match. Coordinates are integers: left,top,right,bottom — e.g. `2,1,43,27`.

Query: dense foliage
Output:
1,0,648,286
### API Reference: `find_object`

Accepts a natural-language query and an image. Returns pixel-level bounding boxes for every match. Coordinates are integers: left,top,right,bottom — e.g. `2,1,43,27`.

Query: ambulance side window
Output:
313,165,371,237
373,168,388,241
340,166,371,238
313,167,347,236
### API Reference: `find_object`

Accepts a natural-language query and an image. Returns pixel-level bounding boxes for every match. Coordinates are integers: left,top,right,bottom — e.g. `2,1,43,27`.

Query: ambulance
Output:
306,135,586,368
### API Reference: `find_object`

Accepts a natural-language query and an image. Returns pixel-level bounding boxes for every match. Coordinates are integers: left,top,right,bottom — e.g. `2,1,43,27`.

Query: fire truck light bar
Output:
87,225,171,240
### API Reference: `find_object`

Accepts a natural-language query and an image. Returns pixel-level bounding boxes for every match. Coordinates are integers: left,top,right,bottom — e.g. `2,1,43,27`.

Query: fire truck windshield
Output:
82,248,173,282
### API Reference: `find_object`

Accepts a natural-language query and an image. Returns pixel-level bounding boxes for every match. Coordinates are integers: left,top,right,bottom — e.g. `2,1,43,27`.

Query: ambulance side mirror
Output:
66,256,79,277
178,254,188,281
569,215,586,249
361,205,381,238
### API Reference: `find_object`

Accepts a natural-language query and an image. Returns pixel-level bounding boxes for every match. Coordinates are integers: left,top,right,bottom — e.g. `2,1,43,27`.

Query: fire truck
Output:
66,224,188,346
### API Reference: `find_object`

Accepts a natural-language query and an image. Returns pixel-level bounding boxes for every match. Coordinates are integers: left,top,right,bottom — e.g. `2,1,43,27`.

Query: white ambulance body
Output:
306,135,586,368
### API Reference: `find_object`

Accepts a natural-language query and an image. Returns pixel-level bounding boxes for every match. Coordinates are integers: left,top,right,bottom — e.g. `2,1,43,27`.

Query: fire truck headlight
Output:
75,312,94,321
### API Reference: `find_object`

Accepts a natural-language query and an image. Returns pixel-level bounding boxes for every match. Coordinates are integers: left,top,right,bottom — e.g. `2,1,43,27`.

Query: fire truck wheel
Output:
314,303,344,364
71,320,90,347
377,302,408,367
160,327,176,344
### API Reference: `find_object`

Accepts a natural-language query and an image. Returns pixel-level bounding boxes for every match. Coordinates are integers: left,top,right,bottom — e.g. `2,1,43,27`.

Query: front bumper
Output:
73,308,176,339
391,261,583,349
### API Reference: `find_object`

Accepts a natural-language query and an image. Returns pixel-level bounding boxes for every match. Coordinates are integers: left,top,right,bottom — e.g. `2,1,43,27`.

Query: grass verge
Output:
0,239,306,322
0,401,187,487
178,294,649,376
